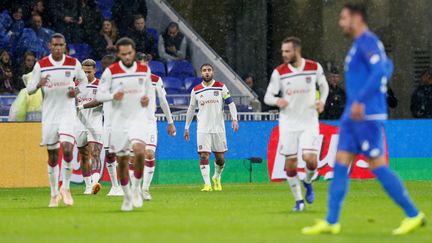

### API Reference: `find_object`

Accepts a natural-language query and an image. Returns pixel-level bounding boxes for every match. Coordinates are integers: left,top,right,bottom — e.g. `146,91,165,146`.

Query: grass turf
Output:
0,181,430,243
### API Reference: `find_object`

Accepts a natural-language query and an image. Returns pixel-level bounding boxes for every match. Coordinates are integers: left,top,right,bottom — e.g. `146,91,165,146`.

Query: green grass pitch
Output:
0,181,430,243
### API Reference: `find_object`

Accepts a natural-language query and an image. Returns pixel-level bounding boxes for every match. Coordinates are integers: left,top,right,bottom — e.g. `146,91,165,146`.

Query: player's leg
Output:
47,145,62,207
129,154,136,186
212,152,225,191
78,145,92,194
117,153,133,211
142,148,156,200
89,142,103,194
131,141,146,208
105,149,123,196
300,129,320,204
59,140,75,206
197,133,212,191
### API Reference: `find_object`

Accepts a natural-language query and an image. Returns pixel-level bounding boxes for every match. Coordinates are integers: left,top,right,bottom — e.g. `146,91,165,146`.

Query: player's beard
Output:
289,55,297,66
122,60,134,68
203,75,213,83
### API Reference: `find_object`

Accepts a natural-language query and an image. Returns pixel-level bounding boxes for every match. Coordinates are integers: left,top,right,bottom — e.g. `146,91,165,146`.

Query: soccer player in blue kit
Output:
302,3,426,235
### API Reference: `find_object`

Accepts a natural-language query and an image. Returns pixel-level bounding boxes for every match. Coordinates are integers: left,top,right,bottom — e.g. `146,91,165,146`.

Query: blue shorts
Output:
337,119,385,158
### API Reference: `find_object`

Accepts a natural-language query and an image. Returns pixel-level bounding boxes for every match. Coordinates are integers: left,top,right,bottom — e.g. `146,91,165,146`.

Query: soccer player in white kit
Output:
96,37,153,211
264,37,329,211
184,64,239,192
76,59,104,195
27,33,88,207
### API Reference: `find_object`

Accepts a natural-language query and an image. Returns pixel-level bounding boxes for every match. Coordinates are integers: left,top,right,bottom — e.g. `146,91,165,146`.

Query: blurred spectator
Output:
16,51,36,78
9,5,25,34
411,68,432,118
126,15,156,59
0,66,23,94
158,22,187,62
101,54,116,71
29,13,52,44
321,67,346,120
243,73,269,111
81,0,103,44
1,1,32,20
0,50,12,73
51,0,83,43
112,0,147,36
31,0,54,28
93,20,118,59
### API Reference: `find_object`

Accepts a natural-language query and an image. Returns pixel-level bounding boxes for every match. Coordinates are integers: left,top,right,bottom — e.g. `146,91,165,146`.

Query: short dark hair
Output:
282,36,302,48
50,33,65,43
343,2,367,21
200,63,213,71
115,37,136,51
134,14,145,22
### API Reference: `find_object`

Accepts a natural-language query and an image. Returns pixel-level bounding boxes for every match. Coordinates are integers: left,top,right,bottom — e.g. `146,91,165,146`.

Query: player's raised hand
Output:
141,95,150,107
113,91,124,101
168,123,176,136
276,98,289,108
232,120,239,132
316,101,325,113
67,87,80,98
351,102,365,120
184,129,190,141
37,75,49,88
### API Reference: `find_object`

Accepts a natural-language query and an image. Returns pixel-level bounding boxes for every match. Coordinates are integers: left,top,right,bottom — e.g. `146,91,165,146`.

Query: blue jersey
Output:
342,31,393,121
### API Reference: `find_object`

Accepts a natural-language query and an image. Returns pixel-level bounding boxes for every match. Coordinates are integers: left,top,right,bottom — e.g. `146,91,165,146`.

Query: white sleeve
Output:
185,90,196,130
144,69,154,98
27,62,41,95
96,68,114,102
222,85,237,120
316,64,329,104
264,70,281,106
156,79,173,124
75,61,88,90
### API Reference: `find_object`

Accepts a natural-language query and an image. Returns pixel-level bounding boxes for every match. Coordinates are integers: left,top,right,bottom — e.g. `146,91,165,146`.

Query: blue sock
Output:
372,166,419,217
326,162,349,224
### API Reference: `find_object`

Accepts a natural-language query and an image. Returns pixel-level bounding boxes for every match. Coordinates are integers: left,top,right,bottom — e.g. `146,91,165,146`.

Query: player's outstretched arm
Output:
184,90,196,141
96,68,115,102
27,63,43,95
156,80,175,133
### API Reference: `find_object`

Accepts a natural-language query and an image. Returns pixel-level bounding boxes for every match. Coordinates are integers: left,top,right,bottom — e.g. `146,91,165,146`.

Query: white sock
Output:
63,160,72,190
121,184,131,199
305,168,316,184
84,176,92,188
287,175,303,201
200,164,211,185
48,165,59,197
213,163,224,180
133,176,143,191
91,172,101,185
143,166,155,191
106,162,119,187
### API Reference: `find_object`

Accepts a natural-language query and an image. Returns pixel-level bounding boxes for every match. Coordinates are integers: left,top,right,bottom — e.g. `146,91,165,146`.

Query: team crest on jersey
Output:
93,89,97,94
306,76,312,83
65,71,71,77
139,78,144,85
214,91,219,96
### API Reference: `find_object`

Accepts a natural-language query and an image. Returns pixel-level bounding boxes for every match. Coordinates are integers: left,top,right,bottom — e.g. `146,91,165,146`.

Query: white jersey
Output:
96,61,153,131
27,54,87,125
264,58,328,132
76,78,103,133
188,80,232,133
146,74,173,127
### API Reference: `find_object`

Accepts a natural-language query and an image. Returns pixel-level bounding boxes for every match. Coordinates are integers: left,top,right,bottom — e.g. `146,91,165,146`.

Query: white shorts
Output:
197,132,227,153
103,125,111,149
42,122,75,148
76,130,103,148
109,123,147,155
144,127,157,152
279,127,320,158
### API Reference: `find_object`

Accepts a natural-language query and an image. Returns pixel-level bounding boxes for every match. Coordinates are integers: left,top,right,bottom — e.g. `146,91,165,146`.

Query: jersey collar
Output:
48,54,65,66
288,58,305,73
119,61,137,73
202,79,215,87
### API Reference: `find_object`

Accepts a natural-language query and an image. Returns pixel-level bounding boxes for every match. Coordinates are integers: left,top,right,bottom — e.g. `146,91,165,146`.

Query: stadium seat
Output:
167,60,195,81
68,43,93,61
161,77,183,91
0,10,12,31
98,0,113,19
146,28,159,50
95,60,103,78
183,77,202,93
149,60,166,77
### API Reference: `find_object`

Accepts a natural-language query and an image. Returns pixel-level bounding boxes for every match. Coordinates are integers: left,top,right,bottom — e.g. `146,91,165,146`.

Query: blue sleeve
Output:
356,37,389,103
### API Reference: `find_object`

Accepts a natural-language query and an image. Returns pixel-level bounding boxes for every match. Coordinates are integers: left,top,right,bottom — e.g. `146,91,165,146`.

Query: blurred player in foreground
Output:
302,3,426,235
97,37,153,211
27,33,88,207
264,37,329,211
76,59,103,195
184,64,239,191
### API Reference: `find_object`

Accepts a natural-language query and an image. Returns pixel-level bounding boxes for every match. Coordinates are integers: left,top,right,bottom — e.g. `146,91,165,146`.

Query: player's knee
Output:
47,158,57,167
285,168,297,177
215,157,225,166
303,154,317,170
199,152,210,161
145,159,155,167
106,152,116,163
145,150,155,160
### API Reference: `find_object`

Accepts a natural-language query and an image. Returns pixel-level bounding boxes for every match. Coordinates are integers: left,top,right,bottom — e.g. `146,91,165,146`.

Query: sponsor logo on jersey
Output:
306,76,311,83
199,99,220,106
65,71,71,77
286,88,311,96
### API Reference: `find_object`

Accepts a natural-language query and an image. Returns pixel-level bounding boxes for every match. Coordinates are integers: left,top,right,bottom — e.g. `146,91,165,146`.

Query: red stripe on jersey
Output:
151,74,160,82
193,83,204,92
38,56,54,68
276,64,293,75
213,81,224,88
136,63,149,72
90,78,100,86
304,59,318,71
108,62,125,75
63,55,77,66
